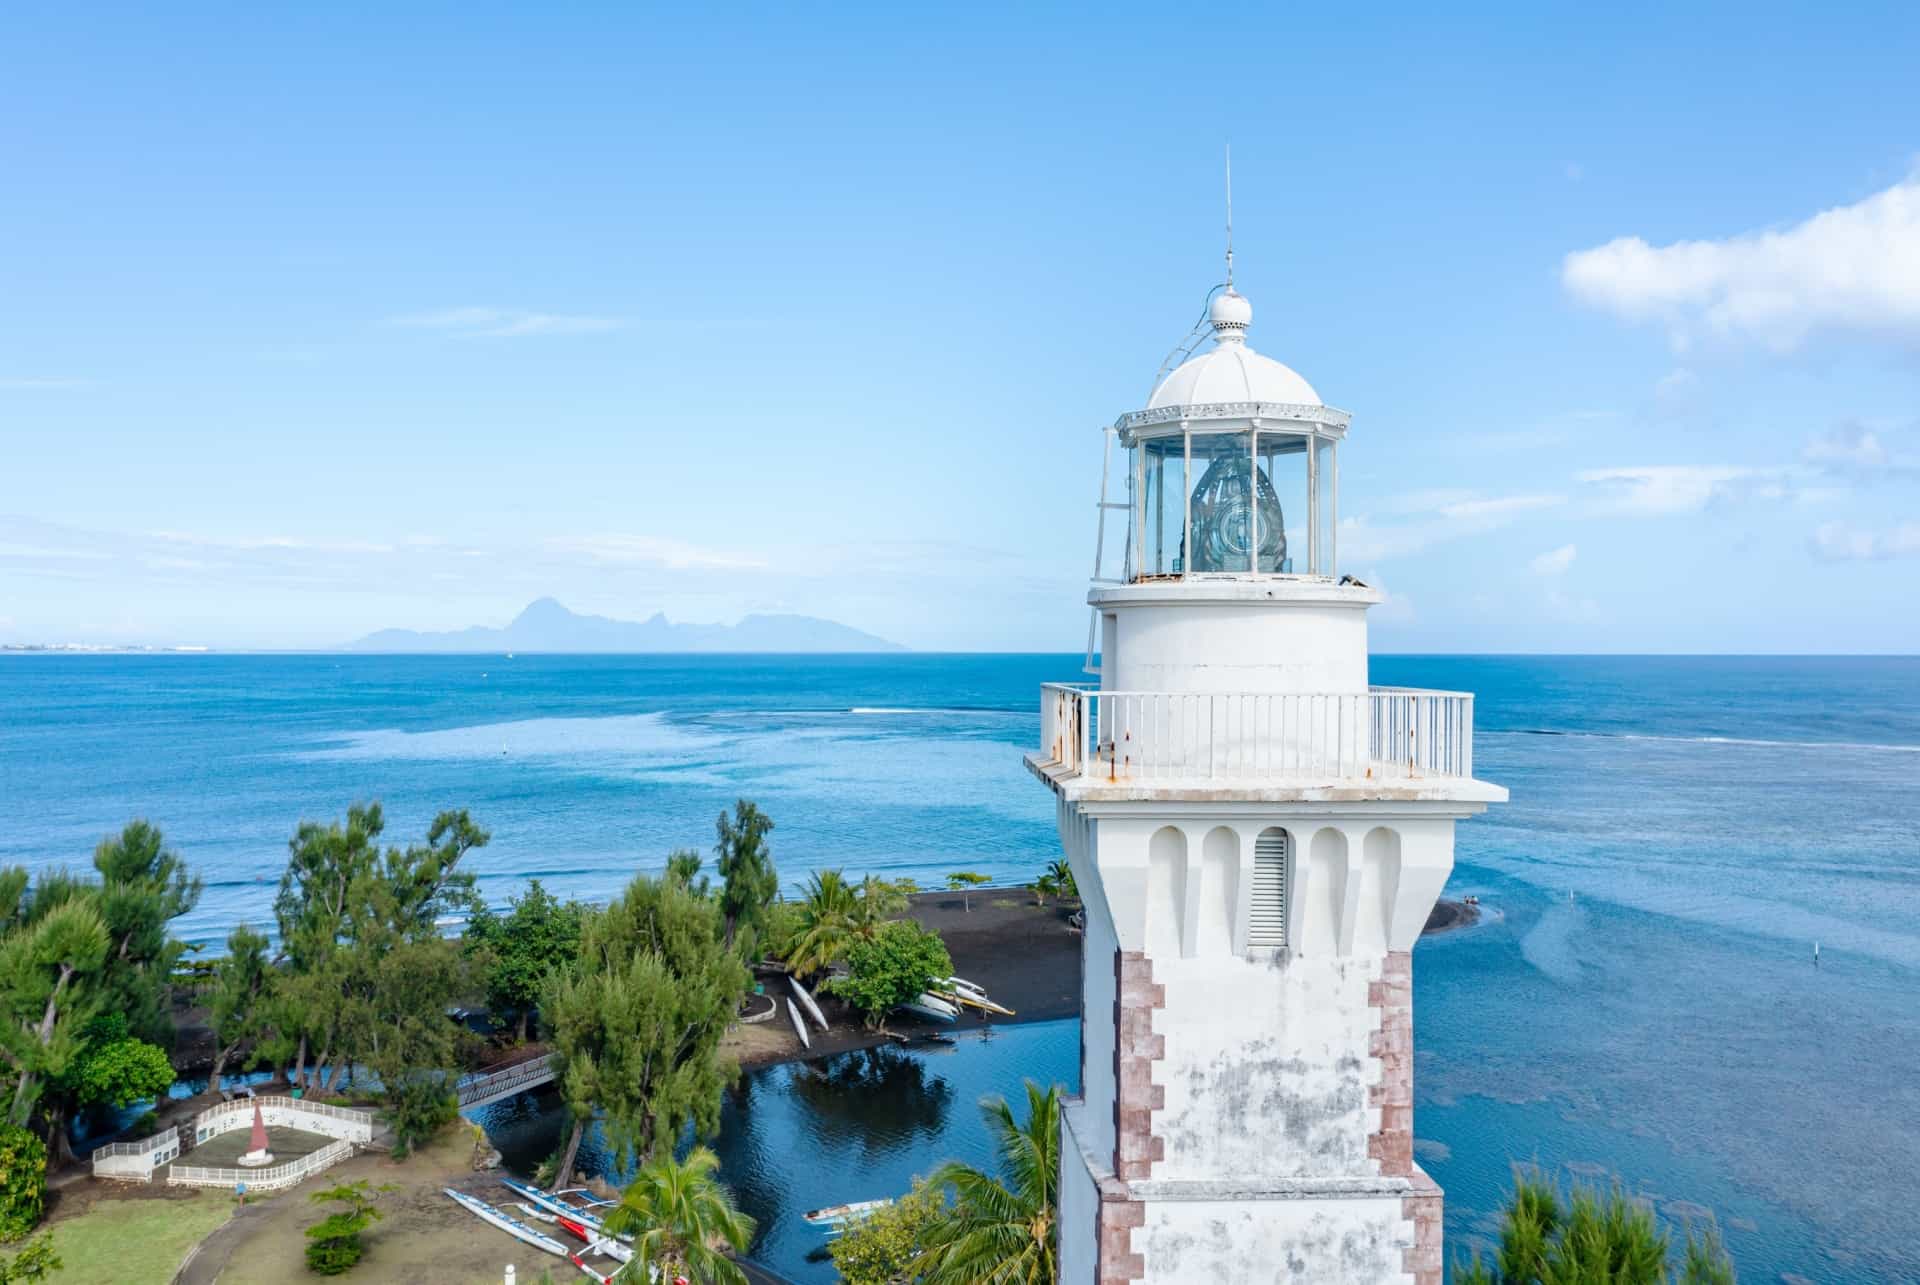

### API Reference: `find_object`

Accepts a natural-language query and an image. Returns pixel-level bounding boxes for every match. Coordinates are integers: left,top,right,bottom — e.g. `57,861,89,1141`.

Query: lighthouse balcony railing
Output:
1038,684,1474,783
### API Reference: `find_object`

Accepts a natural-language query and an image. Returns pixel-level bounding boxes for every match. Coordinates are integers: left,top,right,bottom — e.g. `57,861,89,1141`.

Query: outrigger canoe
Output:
938,976,1015,1015
804,1197,894,1236
499,1178,629,1241
444,1187,572,1258
896,992,957,1024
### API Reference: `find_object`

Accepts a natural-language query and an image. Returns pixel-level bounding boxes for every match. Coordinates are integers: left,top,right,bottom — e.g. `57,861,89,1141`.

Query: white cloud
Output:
1803,422,1919,480
1577,465,1783,514
1562,175,1920,350
150,531,395,554
1438,494,1565,521
1810,521,1920,561
545,534,769,572
1340,491,1565,562
1529,544,1578,577
381,307,623,338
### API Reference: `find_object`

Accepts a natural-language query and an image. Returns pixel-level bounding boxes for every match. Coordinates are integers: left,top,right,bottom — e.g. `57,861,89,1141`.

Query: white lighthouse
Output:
1028,281,1505,1284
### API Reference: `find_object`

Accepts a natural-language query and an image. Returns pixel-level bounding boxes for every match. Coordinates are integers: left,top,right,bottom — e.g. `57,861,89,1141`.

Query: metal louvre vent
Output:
1248,831,1289,948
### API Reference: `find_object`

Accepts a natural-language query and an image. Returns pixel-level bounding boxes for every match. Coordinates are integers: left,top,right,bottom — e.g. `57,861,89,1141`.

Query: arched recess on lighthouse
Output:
1195,826,1239,956
1145,826,1186,958
1355,826,1403,955
1300,827,1348,956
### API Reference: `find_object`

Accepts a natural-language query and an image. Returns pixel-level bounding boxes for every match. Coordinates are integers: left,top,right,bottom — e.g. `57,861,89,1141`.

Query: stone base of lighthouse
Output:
1041,799,1477,1285
1059,948,1441,1284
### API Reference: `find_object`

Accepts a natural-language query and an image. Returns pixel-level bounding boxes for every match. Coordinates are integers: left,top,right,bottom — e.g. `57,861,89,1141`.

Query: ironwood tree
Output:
715,800,778,952
271,803,486,1097
206,923,274,1096
0,821,199,1167
542,873,749,1188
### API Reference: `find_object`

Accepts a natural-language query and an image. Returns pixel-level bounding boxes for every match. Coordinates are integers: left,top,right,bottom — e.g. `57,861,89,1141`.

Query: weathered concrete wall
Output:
1054,794,1458,1284
1152,951,1382,1183
1140,1195,1414,1284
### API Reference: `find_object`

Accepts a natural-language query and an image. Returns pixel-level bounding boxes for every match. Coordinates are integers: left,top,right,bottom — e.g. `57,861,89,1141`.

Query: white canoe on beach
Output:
445,1187,573,1258
788,976,829,1032
787,995,813,1048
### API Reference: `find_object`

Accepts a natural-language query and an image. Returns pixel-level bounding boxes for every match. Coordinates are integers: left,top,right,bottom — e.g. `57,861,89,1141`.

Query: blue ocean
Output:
3,653,1917,1282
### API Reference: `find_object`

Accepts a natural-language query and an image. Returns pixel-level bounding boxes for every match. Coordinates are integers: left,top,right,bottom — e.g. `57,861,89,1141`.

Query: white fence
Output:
1039,685,1474,783
169,1138,355,1192
94,1095,374,1182
90,1124,186,1181
192,1095,374,1147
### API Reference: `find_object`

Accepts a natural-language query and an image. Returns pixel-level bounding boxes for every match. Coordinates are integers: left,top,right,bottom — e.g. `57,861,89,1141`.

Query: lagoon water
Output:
4,653,1919,1281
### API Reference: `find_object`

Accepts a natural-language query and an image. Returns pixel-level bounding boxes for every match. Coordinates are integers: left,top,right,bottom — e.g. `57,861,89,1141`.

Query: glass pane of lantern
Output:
1315,438,1336,577
1186,432,1254,573
1138,435,1185,578
1256,431,1309,574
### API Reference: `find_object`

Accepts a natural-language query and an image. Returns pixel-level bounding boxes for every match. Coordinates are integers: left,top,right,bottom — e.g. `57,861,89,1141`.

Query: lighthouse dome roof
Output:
1147,289,1322,411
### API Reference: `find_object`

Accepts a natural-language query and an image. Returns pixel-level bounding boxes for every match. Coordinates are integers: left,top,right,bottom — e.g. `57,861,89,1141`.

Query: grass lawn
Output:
43,1190,233,1284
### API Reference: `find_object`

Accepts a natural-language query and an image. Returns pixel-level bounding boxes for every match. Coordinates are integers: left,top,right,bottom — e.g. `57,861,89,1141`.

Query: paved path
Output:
171,1198,275,1285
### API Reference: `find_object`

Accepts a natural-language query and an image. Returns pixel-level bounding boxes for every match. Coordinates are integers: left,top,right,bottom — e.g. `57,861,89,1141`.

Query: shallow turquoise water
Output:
5,653,1917,1281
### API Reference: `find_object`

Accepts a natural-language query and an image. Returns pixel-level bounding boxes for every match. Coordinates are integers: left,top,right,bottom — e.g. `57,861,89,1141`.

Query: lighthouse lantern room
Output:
1030,275,1505,1284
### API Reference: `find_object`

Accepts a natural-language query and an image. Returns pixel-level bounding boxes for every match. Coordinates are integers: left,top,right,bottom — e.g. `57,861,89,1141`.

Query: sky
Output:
2,3,1918,653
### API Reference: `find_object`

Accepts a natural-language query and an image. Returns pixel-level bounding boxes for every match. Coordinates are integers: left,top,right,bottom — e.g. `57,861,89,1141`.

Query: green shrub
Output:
130,1110,160,1139
826,920,954,1028
303,1180,386,1276
304,1231,363,1276
830,1178,944,1284
0,1233,60,1282
0,1127,47,1242
75,1038,175,1109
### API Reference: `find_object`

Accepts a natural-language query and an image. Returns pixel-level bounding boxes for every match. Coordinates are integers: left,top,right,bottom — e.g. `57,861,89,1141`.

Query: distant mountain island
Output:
342,597,903,653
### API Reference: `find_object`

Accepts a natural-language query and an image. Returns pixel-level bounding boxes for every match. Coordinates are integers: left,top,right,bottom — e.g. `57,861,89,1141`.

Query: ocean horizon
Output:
5,652,1917,1280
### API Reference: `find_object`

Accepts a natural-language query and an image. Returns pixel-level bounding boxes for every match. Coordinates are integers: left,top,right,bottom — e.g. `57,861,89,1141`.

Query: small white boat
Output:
445,1187,572,1258
786,995,812,1048
788,976,829,1032
805,1197,894,1235
944,974,989,998
897,992,958,1023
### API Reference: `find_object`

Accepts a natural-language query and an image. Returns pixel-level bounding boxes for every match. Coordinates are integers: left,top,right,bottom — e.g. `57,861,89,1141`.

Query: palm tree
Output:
914,1081,1061,1285
784,869,856,977
852,874,907,936
1033,858,1077,904
603,1145,757,1285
